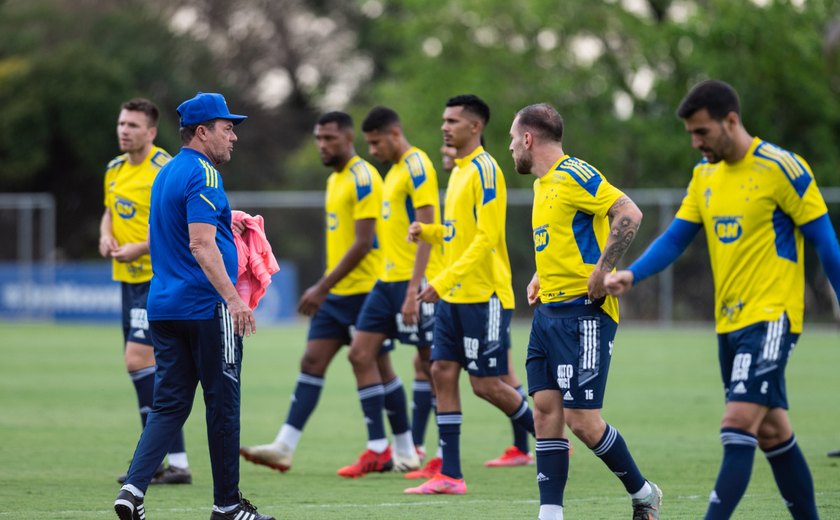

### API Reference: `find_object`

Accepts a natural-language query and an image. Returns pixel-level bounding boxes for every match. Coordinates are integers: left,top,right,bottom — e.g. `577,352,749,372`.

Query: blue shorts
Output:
718,313,798,409
307,293,394,353
525,302,617,409
355,280,435,347
431,296,511,377
121,282,152,346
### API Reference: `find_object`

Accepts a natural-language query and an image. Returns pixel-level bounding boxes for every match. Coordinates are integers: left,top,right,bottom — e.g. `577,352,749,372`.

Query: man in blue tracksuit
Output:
114,92,273,520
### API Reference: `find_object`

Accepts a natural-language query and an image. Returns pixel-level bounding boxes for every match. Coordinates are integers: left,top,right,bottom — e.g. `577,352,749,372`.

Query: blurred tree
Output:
0,0,219,259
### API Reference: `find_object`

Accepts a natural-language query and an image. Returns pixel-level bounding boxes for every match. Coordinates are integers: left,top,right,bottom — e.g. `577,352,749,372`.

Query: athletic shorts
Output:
525,302,617,409
355,280,435,348
121,281,152,346
431,295,511,377
718,313,798,409
307,292,394,353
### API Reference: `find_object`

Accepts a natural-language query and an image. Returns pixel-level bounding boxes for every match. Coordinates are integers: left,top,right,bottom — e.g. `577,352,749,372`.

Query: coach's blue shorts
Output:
355,280,435,348
121,281,153,346
307,293,394,353
526,301,617,409
431,295,511,377
718,313,798,409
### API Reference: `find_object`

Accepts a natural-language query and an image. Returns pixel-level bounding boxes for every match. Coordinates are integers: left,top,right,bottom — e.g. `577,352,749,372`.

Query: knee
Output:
565,415,605,448
347,346,374,370
299,351,326,376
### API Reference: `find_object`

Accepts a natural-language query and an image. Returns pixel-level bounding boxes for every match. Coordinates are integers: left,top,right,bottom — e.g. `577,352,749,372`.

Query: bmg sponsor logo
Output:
534,225,549,252
713,216,743,243
115,197,136,219
444,219,456,242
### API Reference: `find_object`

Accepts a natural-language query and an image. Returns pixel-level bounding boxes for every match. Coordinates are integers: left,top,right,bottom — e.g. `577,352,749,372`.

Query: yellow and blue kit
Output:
324,155,383,295
380,147,443,282
417,146,514,308
103,146,170,283
531,155,625,323
631,137,831,334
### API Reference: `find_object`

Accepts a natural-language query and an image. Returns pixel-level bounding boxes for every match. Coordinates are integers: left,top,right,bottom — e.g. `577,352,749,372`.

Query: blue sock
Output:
536,438,570,507
129,366,156,428
592,423,646,494
764,435,819,520
383,377,410,435
438,412,462,479
411,379,433,447
704,428,757,520
358,383,386,444
510,387,534,453
285,372,324,430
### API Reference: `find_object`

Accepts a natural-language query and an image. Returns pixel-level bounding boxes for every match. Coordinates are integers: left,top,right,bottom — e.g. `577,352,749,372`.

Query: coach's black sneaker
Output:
114,488,145,520
632,481,662,520
151,465,192,485
118,463,164,485
209,493,274,520
828,449,840,457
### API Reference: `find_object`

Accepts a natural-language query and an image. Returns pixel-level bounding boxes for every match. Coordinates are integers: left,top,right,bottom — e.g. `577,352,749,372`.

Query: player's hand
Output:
587,269,607,300
298,283,328,316
231,220,246,235
407,222,423,243
401,291,420,326
111,243,146,263
526,273,540,306
227,296,256,336
417,284,440,303
604,270,634,296
98,236,118,258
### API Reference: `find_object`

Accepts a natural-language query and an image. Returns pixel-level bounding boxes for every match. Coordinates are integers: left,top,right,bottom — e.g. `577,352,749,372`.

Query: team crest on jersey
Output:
444,219,456,242
382,200,391,220
533,225,549,252
713,216,743,243
114,197,136,219
327,212,338,231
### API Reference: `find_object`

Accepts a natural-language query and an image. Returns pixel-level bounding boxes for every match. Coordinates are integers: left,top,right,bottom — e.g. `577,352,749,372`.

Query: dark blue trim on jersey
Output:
406,152,427,189
106,156,126,171
572,211,601,264
754,142,812,198
472,153,497,205
800,214,840,298
405,195,415,224
629,218,702,284
772,207,797,262
557,157,602,197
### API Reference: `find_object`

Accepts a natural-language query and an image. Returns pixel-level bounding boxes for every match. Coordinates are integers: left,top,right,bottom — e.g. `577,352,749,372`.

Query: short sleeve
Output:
186,158,224,225
350,161,382,220
675,174,703,224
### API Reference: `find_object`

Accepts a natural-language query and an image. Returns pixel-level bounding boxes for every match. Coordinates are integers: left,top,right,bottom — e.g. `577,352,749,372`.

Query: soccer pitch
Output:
1,321,838,519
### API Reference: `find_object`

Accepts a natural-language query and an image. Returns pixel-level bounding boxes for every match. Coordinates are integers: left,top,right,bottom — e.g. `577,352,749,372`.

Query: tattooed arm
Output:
587,195,643,300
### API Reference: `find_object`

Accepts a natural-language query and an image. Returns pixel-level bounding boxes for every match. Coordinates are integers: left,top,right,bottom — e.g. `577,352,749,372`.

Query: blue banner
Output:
0,261,298,323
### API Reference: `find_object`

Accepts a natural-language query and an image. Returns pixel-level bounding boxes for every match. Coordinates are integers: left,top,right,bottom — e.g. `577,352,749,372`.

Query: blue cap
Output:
177,92,247,127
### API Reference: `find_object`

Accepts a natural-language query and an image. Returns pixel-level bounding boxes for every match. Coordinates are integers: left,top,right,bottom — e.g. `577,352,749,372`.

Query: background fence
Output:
2,189,839,324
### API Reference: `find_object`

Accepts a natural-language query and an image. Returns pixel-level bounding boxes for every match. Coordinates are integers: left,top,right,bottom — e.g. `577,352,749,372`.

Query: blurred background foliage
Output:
1,0,839,316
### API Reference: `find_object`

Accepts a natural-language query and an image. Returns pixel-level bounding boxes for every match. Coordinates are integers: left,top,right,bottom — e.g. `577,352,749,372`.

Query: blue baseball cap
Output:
177,92,247,127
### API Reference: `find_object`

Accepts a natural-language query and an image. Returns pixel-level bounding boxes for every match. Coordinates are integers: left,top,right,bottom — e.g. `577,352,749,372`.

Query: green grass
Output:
1,321,838,519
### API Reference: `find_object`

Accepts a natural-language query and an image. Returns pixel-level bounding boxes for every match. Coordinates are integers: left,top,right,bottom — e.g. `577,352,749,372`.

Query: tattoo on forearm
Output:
600,213,639,272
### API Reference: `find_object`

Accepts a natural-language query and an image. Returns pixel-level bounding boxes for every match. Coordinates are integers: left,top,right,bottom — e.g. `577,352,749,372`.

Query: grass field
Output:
1,320,838,519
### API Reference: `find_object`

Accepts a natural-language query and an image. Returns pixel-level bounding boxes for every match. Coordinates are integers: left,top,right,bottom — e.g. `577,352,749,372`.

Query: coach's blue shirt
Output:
147,147,237,320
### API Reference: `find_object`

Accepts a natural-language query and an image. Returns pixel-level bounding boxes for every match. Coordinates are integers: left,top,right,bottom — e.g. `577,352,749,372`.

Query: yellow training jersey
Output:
675,137,828,334
419,146,514,308
325,155,384,295
103,146,170,283
532,156,624,323
380,147,443,282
